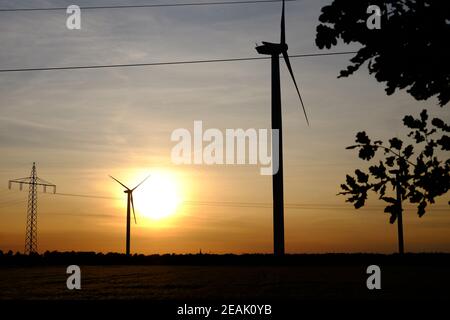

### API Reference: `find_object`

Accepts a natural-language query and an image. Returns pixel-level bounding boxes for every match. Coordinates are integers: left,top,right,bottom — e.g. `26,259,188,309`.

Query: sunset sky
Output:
0,0,448,254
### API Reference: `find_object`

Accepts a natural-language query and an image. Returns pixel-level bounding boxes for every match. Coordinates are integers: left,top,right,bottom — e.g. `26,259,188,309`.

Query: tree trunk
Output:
396,174,404,255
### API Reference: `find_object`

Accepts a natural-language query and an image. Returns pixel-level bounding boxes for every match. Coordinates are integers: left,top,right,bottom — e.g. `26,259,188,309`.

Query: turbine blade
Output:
131,193,137,224
109,175,130,190
132,174,151,191
280,0,285,45
282,51,310,126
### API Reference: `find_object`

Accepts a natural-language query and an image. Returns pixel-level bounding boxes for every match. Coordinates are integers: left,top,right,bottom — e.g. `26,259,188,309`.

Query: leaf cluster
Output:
339,110,449,223
316,0,450,106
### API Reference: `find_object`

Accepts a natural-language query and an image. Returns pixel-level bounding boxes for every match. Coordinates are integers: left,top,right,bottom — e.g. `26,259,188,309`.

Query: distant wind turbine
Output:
256,0,309,256
110,174,150,256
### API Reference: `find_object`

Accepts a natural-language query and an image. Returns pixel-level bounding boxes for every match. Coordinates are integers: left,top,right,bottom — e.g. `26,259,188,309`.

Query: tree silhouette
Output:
315,0,450,106
339,110,449,254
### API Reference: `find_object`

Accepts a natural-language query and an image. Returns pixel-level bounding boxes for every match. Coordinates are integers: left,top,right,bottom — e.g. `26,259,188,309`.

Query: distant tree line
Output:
1,250,450,266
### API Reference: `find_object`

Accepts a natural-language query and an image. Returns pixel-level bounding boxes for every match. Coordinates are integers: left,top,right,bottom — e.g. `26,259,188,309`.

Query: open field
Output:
1,263,449,301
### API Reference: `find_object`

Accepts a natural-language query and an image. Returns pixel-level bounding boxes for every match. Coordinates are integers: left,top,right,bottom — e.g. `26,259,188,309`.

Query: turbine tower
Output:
110,174,150,256
256,0,309,256
8,162,56,255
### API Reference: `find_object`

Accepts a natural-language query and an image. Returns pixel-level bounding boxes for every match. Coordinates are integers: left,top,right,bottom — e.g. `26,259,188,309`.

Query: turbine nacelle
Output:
255,0,309,125
255,42,288,55
110,174,151,225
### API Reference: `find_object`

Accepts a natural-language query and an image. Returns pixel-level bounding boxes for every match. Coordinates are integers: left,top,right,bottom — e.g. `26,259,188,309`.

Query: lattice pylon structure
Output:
25,163,38,254
9,162,56,255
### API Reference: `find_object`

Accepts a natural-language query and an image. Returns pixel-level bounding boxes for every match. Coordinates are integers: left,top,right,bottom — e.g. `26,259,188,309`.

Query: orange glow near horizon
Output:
134,170,182,221
110,169,184,226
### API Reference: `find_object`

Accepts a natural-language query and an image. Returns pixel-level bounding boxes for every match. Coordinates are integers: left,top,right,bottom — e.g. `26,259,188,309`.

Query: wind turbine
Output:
256,0,309,256
110,174,150,256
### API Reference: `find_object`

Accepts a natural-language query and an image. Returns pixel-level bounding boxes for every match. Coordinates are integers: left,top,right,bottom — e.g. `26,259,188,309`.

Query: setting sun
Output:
133,171,182,221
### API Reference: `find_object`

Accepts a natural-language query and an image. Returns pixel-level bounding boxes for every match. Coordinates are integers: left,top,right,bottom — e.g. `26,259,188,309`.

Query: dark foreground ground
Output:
1,253,449,301
1,254,449,318
1,264,449,301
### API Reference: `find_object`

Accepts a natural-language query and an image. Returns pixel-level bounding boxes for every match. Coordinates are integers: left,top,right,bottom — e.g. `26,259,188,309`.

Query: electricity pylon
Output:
8,162,56,254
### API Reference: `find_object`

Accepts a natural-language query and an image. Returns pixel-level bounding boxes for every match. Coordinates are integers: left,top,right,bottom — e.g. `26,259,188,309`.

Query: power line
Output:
5,188,448,211
0,197,27,206
0,199,27,209
32,191,449,211
54,192,118,200
49,192,372,209
182,201,450,211
0,51,357,73
0,0,295,12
